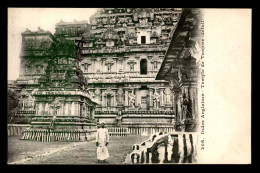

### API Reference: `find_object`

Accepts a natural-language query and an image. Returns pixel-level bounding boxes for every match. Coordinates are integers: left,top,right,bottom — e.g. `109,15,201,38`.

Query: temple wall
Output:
89,83,173,113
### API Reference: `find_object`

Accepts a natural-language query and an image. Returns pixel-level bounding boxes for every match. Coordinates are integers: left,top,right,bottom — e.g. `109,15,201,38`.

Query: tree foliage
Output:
7,89,19,123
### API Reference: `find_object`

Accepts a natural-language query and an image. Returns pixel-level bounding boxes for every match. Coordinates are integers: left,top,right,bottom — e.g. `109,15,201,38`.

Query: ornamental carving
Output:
102,28,120,41
128,91,136,108
104,87,113,96
153,89,160,108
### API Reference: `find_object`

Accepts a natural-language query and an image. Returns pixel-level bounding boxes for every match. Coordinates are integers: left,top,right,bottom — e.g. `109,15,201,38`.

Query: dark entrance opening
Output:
141,36,146,44
107,95,111,107
140,85,148,90
140,59,147,75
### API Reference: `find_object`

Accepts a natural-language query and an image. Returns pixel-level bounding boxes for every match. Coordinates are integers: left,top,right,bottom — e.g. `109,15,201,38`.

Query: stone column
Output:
86,104,89,117
92,107,95,119
38,102,42,116
114,59,117,73
68,102,71,116
182,86,189,119
113,90,117,107
45,103,49,116
74,102,77,116
64,103,68,116
125,89,128,107
35,104,39,116
189,86,198,119
135,88,138,107
173,90,181,122
160,88,164,107
102,90,106,107
42,102,46,115
57,106,61,116
118,58,123,72
149,88,153,108
61,102,64,116
92,59,95,73
136,88,141,107
71,102,75,116
96,58,101,73
76,103,80,116
100,59,103,73
188,87,193,119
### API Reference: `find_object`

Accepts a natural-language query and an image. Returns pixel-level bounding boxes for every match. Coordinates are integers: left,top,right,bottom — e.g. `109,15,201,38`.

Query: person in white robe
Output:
96,121,109,162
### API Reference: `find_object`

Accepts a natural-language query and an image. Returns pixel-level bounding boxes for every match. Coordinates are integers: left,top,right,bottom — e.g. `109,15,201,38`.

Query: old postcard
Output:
7,8,251,164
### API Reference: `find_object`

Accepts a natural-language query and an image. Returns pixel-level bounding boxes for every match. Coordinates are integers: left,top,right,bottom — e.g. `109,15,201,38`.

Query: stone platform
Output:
21,116,97,142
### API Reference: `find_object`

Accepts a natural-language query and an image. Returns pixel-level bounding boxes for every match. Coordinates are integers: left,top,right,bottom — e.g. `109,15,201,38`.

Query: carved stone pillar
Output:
102,90,106,107
135,88,139,107
189,87,198,119
71,102,75,116
149,88,153,108
64,103,68,116
45,103,49,116
77,103,80,116
125,89,129,107
91,59,95,73
117,88,123,106
74,102,77,116
160,88,164,107
38,102,42,116
178,66,199,122
113,90,117,107
118,57,123,72
90,107,95,119
61,102,65,116
68,102,71,116
173,90,181,122
96,57,101,73
42,102,46,115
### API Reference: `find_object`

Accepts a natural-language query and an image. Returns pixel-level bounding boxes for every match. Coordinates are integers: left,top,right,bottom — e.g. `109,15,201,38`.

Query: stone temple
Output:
8,8,202,140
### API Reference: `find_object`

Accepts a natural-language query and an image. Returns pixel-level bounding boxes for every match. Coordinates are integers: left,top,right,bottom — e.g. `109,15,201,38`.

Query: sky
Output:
8,8,98,80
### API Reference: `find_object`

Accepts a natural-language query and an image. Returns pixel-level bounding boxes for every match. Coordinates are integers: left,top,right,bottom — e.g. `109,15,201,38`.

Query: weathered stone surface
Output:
10,8,202,133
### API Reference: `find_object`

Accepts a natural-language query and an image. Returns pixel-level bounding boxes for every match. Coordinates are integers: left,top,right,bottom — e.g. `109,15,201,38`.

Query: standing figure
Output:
181,97,191,120
96,121,110,163
49,115,56,130
153,90,160,108
116,110,122,127
128,92,135,108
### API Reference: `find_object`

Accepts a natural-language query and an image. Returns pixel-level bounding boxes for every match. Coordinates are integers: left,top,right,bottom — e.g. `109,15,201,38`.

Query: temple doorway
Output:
140,59,147,75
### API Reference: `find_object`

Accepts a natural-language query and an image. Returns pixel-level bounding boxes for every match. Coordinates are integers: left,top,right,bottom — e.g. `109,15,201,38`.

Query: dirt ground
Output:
8,135,149,165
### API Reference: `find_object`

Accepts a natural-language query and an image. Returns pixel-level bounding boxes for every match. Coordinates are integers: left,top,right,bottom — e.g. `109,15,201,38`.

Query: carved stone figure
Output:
181,95,192,120
128,92,135,108
117,88,124,105
153,90,160,108
115,110,122,126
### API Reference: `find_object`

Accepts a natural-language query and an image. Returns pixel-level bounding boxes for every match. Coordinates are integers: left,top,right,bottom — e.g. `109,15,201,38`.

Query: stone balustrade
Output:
17,110,36,114
125,131,199,164
107,127,129,136
7,124,30,136
21,129,82,142
31,116,95,123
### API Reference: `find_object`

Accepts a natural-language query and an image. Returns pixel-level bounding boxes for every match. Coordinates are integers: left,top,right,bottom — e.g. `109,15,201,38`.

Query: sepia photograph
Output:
7,8,251,165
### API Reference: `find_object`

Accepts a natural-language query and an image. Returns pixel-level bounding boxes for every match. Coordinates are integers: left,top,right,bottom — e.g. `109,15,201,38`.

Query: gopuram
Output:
9,8,202,138
74,8,183,132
